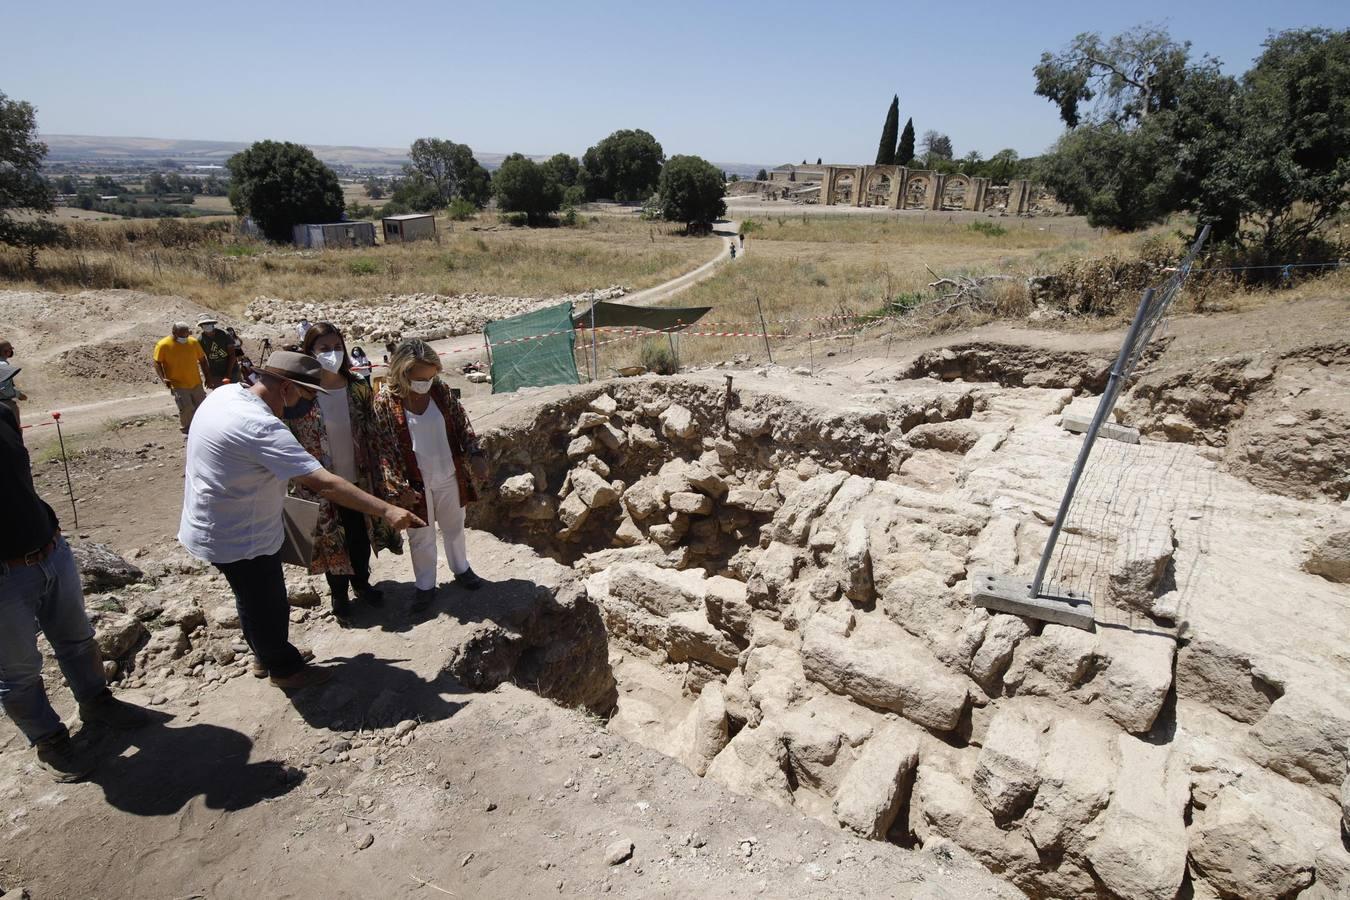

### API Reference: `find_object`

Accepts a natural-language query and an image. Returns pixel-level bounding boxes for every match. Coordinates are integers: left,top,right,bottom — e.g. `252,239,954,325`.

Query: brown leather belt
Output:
3,538,57,569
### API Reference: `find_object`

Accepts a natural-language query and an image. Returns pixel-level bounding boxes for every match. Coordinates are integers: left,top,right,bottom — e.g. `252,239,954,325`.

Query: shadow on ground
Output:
286,651,469,732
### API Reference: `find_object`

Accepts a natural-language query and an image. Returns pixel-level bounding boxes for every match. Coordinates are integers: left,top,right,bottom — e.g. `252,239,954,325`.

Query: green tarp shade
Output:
572,301,712,331
485,301,580,395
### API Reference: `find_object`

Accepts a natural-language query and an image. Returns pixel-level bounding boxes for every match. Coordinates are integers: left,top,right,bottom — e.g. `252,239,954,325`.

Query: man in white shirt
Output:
178,352,422,690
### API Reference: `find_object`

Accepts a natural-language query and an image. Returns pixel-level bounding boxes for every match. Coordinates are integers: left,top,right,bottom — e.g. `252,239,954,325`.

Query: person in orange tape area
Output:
370,338,488,614
283,323,402,626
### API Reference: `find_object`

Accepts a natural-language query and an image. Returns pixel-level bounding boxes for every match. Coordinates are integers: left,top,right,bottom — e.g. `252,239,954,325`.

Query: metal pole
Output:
807,332,815,373
754,294,774,364
53,413,78,530
1030,288,1155,598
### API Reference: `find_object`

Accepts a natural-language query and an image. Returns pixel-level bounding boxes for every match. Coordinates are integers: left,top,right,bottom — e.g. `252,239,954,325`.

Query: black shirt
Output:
0,404,59,557
200,330,235,379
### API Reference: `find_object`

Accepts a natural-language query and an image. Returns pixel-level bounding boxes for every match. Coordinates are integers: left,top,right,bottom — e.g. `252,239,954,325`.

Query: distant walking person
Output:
0,403,149,782
153,322,212,434
178,352,423,689
284,324,401,625
0,339,27,430
372,339,488,613
730,242,737,260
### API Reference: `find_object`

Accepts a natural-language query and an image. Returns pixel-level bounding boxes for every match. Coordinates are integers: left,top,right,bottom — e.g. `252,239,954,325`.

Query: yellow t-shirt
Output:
153,336,206,389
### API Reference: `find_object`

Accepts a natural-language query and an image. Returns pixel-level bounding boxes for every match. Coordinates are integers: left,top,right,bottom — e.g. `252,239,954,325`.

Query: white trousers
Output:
407,477,469,590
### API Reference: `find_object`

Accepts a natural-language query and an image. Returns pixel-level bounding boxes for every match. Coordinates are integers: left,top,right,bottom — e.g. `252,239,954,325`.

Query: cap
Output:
197,314,218,326
260,351,332,393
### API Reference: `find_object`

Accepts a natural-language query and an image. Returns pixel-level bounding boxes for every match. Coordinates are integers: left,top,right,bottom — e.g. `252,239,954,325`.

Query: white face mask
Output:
174,336,188,344
316,350,345,373
409,379,435,395
202,325,216,334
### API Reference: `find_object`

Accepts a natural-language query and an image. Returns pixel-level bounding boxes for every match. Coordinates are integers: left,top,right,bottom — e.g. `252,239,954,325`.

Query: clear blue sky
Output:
4,0,1346,164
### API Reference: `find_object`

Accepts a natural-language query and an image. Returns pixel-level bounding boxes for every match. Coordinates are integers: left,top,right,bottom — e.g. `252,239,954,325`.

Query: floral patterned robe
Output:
286,376,402,575
370,380,482,522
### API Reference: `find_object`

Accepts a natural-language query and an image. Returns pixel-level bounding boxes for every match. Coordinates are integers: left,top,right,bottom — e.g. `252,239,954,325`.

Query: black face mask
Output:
282,392,316,420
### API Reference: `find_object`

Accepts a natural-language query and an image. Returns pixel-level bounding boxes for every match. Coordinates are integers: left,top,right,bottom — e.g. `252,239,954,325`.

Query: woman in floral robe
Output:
370,338,488,613
285,323,401,624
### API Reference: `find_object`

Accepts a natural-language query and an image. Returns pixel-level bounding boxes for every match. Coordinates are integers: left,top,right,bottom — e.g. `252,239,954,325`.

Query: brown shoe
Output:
251,648,314,679
269,664,333,691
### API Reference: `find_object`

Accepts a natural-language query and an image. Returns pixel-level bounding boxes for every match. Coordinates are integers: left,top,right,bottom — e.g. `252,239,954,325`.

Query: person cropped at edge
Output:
153,321,211,434
177,351,423,690
284,323,401,625
0,403,149,782
371,339,488,613
197,314,237,387
0,339,27,430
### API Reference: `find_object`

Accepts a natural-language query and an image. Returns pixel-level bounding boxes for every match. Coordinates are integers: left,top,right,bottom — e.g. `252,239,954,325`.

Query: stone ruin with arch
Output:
766,164,1034,214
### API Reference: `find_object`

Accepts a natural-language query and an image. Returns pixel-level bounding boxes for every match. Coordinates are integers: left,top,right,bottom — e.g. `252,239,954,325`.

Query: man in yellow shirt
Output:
153,321,211,434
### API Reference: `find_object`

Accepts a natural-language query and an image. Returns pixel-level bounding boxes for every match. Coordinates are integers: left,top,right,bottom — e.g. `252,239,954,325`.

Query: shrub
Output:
639,337,677,375
968,220,1007,237
560,206,581,227
740,218,763,235
348,258,380,275
447,197,477,221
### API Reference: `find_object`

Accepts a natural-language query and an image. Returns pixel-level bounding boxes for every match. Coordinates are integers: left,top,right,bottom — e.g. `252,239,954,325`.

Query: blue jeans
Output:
0,536,107,743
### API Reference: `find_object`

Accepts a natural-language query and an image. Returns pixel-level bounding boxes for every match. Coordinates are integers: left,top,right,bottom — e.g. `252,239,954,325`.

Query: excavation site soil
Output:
1,288,1348,900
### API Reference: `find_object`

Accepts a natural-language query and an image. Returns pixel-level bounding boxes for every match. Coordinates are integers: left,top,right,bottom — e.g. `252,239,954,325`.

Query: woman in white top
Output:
284,323,402,624
371,339,488,613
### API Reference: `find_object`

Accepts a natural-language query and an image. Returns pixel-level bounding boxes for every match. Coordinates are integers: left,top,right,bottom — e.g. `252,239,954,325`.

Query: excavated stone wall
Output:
468,374,1350,900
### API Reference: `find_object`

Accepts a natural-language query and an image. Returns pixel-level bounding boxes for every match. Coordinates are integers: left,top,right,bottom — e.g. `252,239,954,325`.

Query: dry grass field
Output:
0,212,714,312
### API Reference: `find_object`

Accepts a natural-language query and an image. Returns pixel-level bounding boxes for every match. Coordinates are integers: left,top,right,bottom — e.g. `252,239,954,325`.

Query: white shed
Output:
292,221,376,249
382,213,437,243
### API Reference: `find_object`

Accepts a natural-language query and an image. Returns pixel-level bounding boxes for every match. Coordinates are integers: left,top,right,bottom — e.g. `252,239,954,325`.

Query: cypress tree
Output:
875,95,899,165
896,118,916,166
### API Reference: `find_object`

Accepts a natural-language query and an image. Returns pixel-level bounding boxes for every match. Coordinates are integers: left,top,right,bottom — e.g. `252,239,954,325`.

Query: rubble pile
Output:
244,286,628,342
468,373,1350,900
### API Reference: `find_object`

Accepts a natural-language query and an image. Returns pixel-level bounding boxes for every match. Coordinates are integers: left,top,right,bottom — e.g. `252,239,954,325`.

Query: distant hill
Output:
40,134,770,178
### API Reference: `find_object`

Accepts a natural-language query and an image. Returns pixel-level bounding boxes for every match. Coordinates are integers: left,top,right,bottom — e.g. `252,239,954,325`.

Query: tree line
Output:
865,94,1030,180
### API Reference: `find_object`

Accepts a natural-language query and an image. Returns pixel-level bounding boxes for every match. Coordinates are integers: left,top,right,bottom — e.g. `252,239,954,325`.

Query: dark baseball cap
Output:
260,351,331,393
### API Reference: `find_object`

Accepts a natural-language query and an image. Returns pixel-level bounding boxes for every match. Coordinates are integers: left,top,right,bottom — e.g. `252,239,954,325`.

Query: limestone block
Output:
973,704,1044,822
143,626,190,660
704,576,752,640
666,682,728,776
966,516,1019,572
727,409,770,437
1003,624,1097,695
722,668,762,729
840,517,873,603
588,392,618,416
498,472,535,503
905,421,982,453
160,598,206,633
571,411,609,433
669,491,713,515
1022,714,1116,856
557,492,589,533
648,524,680,549
1248,688,1350,793
93,613,147,660
595,421,626,452
1107,522,1175,617
833,724,921,840
1175,638,1281,724
1189,782,1316,900
566,434,596,459
1084,736,1188,900
968,614,1032,694
912,766,1041,885
622,476,666,522
570,468,618,508
1304,525,1350,583
746,541,799,612
1093,627,1176,734
613,514,644,548
800,610,968,732
682,461,728,498
666,610,740,672
877,567,967,650
576,454,610,480
742,644,809,718
705,722,793,808
724,487,781,515
208,602,240,629
659,403,697,439
627,423,660,449
777,708,846,793
767,470,850,546
607,562,707,617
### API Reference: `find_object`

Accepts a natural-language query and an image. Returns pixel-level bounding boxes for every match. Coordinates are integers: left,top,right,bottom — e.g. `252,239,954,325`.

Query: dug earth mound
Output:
462,357,1349,900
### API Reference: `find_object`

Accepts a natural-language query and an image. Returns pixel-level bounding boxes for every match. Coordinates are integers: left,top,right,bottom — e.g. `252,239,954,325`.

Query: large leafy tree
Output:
875,95,899,165
0,91,61,250
919,130,953,167
405,138,492,208
581,129,664,201
226,141,344,242
657,155,726,230
1033,26,1197,128
541,153,581,187
896,118,916,166
493,155,563,225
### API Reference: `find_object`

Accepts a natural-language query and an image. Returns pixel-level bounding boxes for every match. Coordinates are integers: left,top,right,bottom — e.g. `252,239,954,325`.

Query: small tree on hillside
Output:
494,156,563,225
897,118,916,165
756,168,768,181
0,92,62,257
226,141,344,242
658,155,726,231
875,94,899,165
